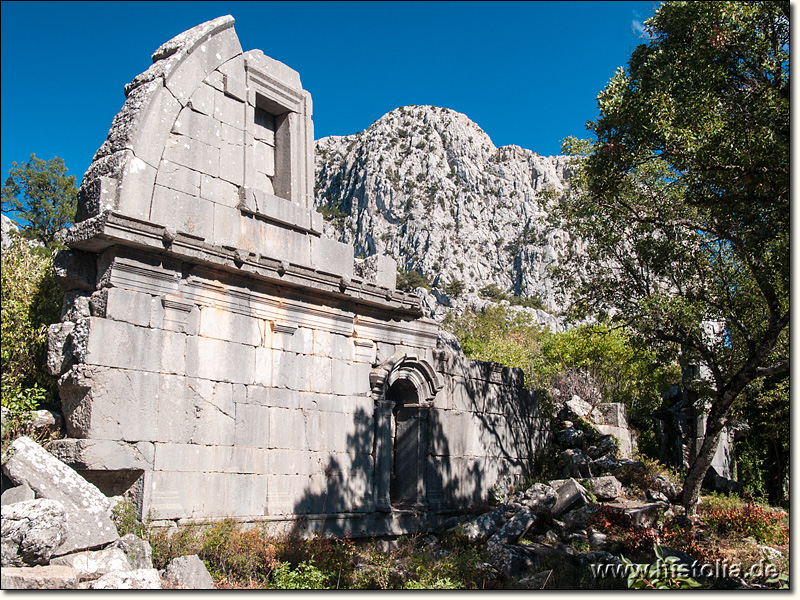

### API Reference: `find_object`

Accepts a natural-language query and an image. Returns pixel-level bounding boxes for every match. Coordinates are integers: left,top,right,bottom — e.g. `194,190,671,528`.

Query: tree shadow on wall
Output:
288,401,484,538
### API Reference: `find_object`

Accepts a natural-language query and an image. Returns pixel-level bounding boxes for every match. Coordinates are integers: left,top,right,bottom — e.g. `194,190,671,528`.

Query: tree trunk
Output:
681,410,726,515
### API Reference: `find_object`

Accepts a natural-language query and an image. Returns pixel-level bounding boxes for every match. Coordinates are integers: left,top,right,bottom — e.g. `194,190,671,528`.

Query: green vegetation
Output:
2,154,77,247
442,278,465,297
554,1,789,514
315,203,348,230
443,306,677,431
1,241,64,450
112,511,496,590
396,267,431,292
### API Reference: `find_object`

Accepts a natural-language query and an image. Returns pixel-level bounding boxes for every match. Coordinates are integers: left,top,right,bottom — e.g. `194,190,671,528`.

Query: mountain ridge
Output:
314,105,577,328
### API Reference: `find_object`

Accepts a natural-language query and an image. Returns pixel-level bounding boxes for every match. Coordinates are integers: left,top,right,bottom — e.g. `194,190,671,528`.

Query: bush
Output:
396,267,431,292
701,496,788,545
1,242,63,448
443,307,677,424
442,278,465,297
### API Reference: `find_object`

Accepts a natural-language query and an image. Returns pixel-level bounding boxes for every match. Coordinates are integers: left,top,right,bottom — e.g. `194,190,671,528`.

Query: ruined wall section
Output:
430,351,547,507
47,16,549,534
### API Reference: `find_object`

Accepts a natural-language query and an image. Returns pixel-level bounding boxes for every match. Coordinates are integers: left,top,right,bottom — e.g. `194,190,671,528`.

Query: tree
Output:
2,154,78,247
555,1,788,514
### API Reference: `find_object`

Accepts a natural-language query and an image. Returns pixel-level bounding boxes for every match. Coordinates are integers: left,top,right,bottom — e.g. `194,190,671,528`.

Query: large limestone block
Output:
199,306,265,346
90,568,162,589
50,547,132,580
1,564,80,589
84,317,186,375
150,183,215,240
164,554,215,589
1,437,119,555
104,287,156,328
2,437,111,514
551,478,593,518
1,498,67,567
310,237,354,277
186,336,255,384
109,533,153,570
46,439,154,471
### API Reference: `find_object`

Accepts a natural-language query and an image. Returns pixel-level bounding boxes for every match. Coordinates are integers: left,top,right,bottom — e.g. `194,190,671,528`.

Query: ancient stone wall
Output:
47,16,547,536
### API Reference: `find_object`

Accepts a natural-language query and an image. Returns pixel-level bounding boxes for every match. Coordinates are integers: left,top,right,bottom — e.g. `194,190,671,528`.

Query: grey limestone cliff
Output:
314,105,575,327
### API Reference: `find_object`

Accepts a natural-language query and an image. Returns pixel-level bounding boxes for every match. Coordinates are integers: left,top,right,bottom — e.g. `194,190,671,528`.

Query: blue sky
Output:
1,1,659,186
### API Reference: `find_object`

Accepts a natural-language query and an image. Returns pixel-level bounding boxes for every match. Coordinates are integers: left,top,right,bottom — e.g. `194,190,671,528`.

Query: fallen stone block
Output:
551,478,593,518
53,506,122,557
585,475,623,501
51,546,132,580
557,448,593,479
1,498,67,567
2,436,111,513
625,502,669,529
586,435,620,460
109,533,154,570
2,436,119,555
1,564,80,589
555,427,585,449
1,482,35,506
488,507,537,546
459,506,510,542
522,483,557,511
89,568,163,589
164,554,215,589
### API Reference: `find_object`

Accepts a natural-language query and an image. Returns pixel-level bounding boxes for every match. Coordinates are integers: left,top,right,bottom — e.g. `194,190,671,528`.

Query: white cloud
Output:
632,19,653,40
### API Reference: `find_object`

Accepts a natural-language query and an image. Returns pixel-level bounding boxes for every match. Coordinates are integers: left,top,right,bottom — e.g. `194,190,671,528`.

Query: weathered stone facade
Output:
47,16,547,536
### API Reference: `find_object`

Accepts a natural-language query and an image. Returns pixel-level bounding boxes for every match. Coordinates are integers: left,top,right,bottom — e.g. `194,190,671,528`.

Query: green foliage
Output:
478,283,507,301
622,545,704,589
396,267,431,292
442,277,465,297
1,243,63,432
554,0,789,512
271,561,330,589
509,294,546,311
732,374,788,506
700,495,788,545
443,306,676,422
111,499,148,539
2,154,77,247
315,203,348,230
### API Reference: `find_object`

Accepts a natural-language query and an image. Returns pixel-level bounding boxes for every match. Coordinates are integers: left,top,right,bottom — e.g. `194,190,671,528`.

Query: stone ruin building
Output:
46,16,549,536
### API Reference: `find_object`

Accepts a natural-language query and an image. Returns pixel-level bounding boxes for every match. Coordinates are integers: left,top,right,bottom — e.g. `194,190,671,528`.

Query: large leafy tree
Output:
555,1,788,513
2,154,78,247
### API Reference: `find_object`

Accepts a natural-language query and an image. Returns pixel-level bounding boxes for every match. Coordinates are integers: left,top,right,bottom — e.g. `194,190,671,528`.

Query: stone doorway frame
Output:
370,352,442,512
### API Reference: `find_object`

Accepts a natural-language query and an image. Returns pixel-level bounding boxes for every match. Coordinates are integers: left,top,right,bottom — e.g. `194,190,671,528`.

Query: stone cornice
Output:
63,211,423,317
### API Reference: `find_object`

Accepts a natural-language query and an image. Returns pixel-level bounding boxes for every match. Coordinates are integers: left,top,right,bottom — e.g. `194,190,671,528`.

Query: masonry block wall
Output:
47,16,548,536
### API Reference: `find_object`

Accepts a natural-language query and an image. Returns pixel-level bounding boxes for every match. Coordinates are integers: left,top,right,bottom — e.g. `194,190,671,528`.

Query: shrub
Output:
478,283,508,301
1,242,63,449
701,500,788,545
396,267,431,292
442,278,465,297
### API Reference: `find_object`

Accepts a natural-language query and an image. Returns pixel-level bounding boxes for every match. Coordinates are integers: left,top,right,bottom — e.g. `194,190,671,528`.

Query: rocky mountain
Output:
314,105,576,328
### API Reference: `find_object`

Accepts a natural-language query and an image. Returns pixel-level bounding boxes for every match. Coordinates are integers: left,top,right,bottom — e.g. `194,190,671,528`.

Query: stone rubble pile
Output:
1,436,214,589
412,395,691,585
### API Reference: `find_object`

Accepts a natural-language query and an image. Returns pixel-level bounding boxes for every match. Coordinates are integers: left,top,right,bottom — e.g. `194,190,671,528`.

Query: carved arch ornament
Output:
370,353,442,511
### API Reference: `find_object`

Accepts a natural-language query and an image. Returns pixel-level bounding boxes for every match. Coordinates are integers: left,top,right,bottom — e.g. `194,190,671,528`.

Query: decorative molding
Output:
272,322,298,335
64,211,423,318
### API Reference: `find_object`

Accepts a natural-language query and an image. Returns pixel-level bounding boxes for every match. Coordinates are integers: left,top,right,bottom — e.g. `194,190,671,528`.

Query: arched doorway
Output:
370,353,442,512
389,378,426,508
